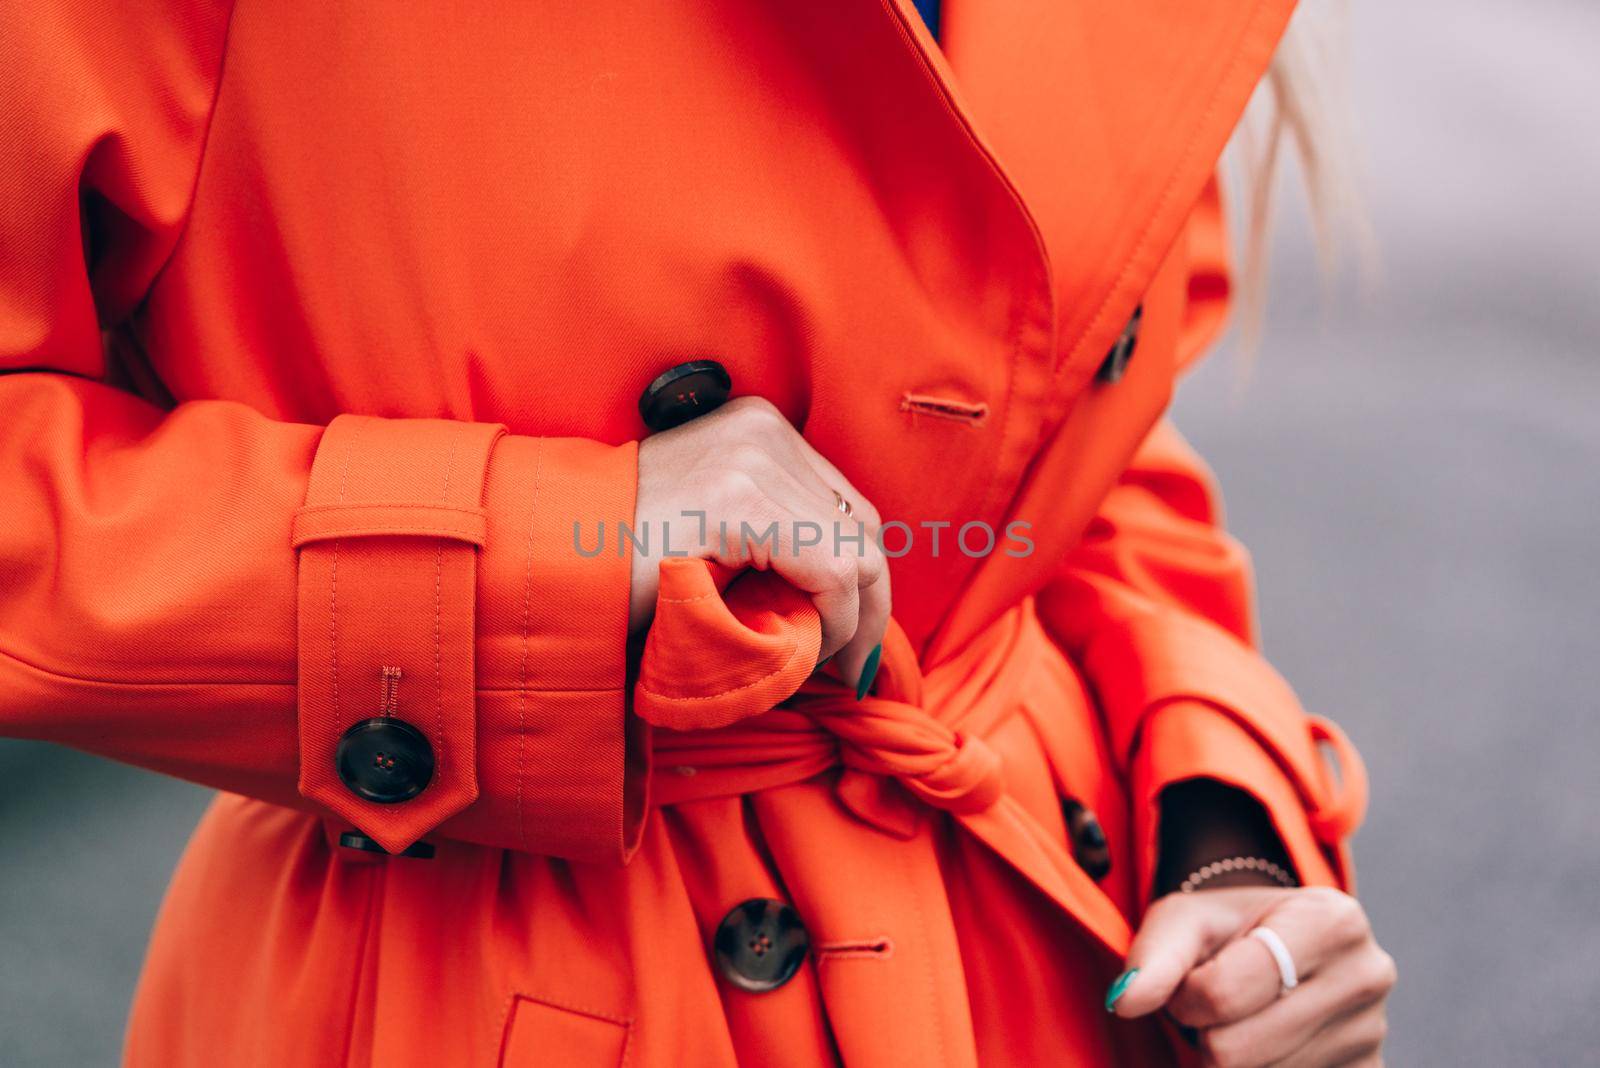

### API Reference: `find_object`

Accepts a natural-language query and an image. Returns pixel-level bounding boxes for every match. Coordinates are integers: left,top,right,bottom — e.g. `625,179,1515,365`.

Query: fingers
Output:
754,495,887,666
632,394,891,684
769,427,891,685
713,462,884,671
1274,1002,1389,1068
783,431,884,531
1196,943,1394,1067
1169,888,1373,1029
833,536,889,688
1114,882,1392,1068
677,397,890,675
1110,888,1290,1019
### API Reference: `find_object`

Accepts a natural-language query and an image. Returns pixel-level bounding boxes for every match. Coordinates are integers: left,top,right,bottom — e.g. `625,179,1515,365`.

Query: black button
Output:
713,898,809,993
1096,304,1143,384
335,717,434,804
638,359,732,431
1063,799,1113,882
338,831,436,859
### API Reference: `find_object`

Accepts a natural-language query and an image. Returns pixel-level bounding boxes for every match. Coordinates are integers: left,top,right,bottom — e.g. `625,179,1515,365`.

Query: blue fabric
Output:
911,0,941,40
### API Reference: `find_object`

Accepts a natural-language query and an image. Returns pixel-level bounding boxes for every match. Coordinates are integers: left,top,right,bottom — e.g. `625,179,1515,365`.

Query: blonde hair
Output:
1227,1,1374,358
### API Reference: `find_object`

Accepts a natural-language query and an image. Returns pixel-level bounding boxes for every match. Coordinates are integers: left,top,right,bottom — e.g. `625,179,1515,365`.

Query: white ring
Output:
1248,926,1300,995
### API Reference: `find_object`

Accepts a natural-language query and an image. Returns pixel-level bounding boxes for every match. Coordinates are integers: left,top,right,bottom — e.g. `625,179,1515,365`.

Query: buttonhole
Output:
816,937,894,962
899,393,989,425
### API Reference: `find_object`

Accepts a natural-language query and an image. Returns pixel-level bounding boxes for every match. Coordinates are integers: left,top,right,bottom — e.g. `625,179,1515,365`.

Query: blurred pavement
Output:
2,2,1597,1064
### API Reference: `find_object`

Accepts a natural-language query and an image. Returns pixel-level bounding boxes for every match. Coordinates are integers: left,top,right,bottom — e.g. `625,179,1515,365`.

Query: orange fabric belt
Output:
651,600,1138,958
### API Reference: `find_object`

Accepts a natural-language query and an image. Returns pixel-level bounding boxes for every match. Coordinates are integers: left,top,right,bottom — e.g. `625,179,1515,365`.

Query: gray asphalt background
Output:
2,2,1596,1064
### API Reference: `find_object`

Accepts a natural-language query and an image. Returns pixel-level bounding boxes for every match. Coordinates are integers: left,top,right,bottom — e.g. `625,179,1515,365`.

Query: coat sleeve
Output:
0,0,643,861
1034,181,1367,901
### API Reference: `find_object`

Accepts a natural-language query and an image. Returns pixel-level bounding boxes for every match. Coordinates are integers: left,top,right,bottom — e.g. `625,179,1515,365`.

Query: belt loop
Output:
1306,716,1369,843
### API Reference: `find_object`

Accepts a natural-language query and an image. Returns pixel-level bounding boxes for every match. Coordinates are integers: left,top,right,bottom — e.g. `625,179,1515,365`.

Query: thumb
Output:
1107,887,1286,1018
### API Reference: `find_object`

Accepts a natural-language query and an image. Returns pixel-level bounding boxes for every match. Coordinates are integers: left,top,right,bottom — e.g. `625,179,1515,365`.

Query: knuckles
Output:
1172,965,1247,1028
722,440,776,480
1140,891,1186,927
1198,1026,1268,1068
718,394,786,434
1352,947,1399,1004
1294,887,1372,948
658,392,894,625
855,544,888,585
815,549,859,590
706,467,769,523
1368,1012,1391,1049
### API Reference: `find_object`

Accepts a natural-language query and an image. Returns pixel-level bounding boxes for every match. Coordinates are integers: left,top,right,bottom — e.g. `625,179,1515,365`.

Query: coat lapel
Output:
936,0,1299,392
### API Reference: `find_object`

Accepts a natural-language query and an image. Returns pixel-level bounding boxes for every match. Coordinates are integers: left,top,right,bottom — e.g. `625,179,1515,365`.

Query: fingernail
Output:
815,653,833,669
855,643,882,701
1104,968,1138,1013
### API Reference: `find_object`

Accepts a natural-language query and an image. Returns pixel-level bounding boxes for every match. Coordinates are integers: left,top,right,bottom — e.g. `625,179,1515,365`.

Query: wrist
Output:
1177,855,1298,894
1153,778,1297,898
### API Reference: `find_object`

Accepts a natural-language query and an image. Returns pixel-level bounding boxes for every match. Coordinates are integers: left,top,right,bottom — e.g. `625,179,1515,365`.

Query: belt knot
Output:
648,602,1042,837
799,695,1006,817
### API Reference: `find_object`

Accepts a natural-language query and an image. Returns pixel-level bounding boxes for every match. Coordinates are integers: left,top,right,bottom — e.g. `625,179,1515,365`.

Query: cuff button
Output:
337,832,436,859
335,717,435,804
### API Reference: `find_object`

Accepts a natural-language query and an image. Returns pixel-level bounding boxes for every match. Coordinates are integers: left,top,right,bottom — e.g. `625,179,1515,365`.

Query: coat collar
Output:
891,0,1298,392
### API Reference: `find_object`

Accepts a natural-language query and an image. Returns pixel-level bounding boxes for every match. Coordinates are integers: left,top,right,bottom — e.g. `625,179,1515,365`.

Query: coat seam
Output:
899,842,949,1067
329,420,360,724
0,643,632,693
296,501,490,515
291,520,488,543
495,991,636,1065
431,434,459,771
515,438,547,853
634,637,810,703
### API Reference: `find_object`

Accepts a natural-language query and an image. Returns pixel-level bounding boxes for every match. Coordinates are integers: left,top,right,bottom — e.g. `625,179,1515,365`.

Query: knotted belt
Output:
649,597,1140,957
653,602,1022,820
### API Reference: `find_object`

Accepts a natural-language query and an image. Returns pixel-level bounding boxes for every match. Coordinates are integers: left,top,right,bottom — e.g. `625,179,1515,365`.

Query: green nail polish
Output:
1104,968,1138,1012
855,643,882,701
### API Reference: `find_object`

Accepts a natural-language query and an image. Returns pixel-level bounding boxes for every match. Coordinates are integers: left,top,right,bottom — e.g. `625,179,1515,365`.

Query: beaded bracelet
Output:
1178,856,1298,894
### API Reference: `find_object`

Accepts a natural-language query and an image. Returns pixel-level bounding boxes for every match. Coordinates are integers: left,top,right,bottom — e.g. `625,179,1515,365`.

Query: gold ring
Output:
832,489,854,518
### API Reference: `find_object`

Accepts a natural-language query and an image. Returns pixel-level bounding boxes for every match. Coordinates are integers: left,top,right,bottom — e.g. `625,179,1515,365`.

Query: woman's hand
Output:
1110,886,1396,1067
632,396,890,690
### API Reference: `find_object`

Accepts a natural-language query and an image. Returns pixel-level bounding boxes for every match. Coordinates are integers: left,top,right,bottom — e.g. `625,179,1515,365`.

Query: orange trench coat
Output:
0,0,1368,1064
